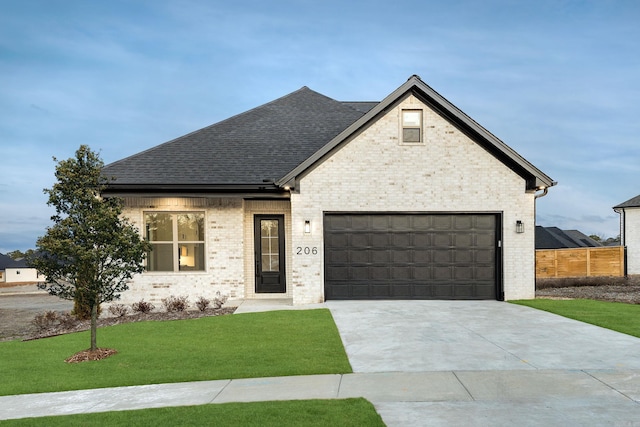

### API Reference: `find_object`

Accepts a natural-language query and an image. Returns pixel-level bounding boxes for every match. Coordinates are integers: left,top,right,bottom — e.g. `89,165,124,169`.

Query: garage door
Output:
324,213,498,300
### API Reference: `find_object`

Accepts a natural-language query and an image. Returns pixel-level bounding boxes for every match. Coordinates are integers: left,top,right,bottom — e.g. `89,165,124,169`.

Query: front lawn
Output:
0,309,352,396
511,299,640,338
0,398,385,427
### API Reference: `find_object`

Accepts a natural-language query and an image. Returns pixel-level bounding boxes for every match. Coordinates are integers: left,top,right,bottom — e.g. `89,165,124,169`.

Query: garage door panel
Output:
391,266,412,280
434,249,452,263
371,250,390,263
371,216,389,230
433,233,452,246
326,233,349,247
370,233,390,246
414,266,433,280
454,266,474,280
433,266,453,280
414,233,432,247
433,216,453,229
350,250,369,263
351,234,369,248
392,250,412,263
325,213,498,300
392,233,411,247
351,216,370,230
392,283,412,297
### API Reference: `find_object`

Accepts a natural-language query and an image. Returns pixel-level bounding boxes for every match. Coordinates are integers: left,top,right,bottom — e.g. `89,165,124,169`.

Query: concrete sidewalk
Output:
1,369,639,424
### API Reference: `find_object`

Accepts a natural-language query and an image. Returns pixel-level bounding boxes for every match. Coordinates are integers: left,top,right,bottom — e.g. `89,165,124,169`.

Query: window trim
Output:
400,109,424,144
143,211,206,273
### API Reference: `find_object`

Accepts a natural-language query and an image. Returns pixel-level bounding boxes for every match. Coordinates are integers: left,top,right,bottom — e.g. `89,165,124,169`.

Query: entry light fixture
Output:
516,220,524,234
304,220,311,234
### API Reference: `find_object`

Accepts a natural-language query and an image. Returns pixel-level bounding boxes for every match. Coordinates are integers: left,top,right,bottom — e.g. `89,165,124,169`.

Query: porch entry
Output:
254,215,286,293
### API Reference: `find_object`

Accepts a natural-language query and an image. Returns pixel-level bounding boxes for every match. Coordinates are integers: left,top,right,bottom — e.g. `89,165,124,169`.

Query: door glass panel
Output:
260,219,279,272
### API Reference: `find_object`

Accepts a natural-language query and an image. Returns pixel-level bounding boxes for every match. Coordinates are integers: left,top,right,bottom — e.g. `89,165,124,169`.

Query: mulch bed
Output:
26,307,236,342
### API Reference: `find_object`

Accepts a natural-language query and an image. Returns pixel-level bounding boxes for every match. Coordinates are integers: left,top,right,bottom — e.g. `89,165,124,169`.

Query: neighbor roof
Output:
0,253,20,270
103,75,555,196
535,226,601,249
614,194,640,209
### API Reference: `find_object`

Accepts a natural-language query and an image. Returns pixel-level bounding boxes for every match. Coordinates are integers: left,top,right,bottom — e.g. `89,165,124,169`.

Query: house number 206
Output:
296,247,318,255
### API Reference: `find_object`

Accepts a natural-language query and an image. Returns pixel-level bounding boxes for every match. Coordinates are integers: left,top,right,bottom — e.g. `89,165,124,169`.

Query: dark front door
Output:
255,215,286,293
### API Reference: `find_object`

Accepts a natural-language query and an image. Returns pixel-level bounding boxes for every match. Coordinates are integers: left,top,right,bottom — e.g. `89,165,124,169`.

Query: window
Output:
144,212,205,272
401,109,423,143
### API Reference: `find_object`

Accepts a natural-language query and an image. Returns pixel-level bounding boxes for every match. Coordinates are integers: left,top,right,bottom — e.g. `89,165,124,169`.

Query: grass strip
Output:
0,309,351,396
511,299,640,338
0,398,385,427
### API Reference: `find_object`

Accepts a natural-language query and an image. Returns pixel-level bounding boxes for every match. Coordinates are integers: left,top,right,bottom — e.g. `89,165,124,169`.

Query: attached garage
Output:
324,213,501,300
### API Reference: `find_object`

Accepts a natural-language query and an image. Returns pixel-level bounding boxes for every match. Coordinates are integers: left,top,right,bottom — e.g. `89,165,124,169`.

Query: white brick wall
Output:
289,94,536,303
625,208,640,274
115,197,246,308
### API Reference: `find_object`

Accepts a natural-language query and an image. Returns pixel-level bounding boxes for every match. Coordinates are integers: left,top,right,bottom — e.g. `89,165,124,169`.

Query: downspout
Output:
614,207,627,276
534,186,549,199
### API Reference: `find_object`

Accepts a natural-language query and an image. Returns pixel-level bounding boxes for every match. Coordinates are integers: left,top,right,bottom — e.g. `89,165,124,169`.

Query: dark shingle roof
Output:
0,253,19,270
102,87,370,188
614,194,640,209
535,226,602,249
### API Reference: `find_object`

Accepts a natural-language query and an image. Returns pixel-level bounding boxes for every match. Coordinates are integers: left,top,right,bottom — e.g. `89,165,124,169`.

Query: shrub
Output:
32,311,78,332
195,296,210,312
32,311,59,332
213,291,228,309
108,304,130,317
536,276,630,289
57,312,77,329
162,295,189,312
131,299,155,314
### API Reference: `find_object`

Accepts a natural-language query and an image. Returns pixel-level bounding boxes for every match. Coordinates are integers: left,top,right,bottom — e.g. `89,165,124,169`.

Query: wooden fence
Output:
536,246,625,278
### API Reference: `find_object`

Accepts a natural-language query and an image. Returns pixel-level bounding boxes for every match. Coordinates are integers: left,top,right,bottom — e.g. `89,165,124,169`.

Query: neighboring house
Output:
535,226,602,249
102,75,555,304
0,253,43,283
614,194,640,274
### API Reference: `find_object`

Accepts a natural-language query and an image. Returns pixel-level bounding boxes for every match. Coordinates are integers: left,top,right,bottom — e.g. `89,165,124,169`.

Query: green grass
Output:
0,309,352,396
511,299,640,338
0,398,385,427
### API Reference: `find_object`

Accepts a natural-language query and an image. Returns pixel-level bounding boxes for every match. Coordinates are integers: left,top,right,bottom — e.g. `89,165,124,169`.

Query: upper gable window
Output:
401,109,423,144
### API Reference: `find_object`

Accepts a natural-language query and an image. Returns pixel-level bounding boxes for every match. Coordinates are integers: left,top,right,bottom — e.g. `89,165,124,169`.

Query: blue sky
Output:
1,0,639,252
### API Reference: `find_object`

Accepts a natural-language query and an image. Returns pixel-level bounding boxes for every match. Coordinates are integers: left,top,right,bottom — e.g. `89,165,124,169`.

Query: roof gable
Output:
615,194,640,209
278,75,555,191
103,87,368,191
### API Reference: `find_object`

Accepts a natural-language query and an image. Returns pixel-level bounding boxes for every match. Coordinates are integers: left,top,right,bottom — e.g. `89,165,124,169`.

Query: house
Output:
535,226,602,249
614,194,640,274
0,253,43,283
101,75,555,305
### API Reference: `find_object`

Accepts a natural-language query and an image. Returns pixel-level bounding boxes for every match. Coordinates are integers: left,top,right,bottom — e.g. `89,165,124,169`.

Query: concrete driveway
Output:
327,300,640,426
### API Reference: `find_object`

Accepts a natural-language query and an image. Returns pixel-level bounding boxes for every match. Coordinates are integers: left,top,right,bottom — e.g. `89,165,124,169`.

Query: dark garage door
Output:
324,213,498,300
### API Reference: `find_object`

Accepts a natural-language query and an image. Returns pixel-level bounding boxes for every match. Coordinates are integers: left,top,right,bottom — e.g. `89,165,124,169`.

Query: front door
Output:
254,215,286,293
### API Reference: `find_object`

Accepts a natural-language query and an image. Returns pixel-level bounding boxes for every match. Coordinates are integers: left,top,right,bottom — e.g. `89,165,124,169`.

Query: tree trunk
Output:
90,302,98,351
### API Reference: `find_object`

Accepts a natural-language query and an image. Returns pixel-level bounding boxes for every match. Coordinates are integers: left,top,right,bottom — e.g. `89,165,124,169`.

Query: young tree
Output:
29,145,150,352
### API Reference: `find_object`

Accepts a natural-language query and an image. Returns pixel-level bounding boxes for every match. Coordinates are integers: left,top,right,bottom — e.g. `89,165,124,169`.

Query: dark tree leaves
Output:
29,145,151,351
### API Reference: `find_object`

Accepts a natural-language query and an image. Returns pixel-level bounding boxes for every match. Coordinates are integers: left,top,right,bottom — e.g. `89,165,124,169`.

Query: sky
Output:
1,0,639,253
